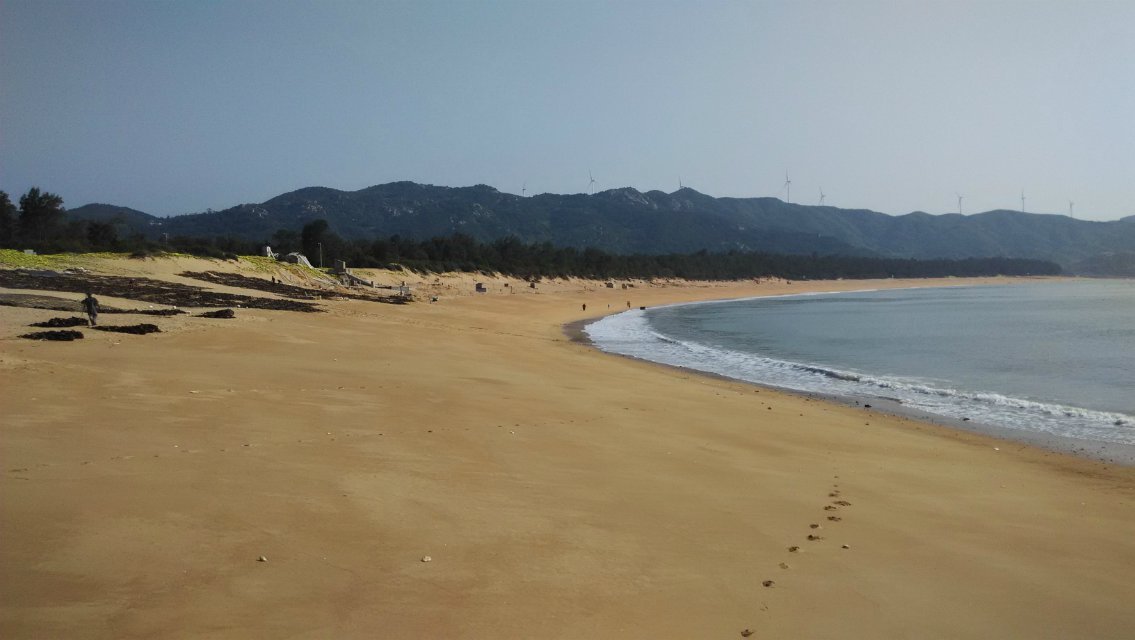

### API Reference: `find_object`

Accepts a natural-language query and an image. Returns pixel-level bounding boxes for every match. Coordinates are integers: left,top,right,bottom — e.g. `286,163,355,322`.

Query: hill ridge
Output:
66,182,1135,270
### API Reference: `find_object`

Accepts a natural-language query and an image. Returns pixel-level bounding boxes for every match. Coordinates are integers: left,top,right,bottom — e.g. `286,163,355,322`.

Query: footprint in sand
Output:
827,516,842,522
832,500,852,506
824,505,837,511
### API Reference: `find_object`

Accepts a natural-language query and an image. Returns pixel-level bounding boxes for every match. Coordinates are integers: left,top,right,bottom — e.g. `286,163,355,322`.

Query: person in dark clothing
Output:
81,292,99,327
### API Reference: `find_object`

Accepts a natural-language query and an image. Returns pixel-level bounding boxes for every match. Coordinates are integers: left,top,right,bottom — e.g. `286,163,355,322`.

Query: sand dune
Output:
1,259,1132,639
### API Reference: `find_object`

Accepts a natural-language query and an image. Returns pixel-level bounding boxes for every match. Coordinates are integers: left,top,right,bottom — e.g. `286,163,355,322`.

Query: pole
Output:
318,242,323,268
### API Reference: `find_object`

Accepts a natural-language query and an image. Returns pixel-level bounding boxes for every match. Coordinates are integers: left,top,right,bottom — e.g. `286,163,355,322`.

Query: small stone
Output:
257,556,268,562
842,544,851,549
421,555,432,563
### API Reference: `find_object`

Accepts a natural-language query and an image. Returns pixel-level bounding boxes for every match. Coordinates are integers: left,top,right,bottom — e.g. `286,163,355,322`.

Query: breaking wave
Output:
585,308,1134,446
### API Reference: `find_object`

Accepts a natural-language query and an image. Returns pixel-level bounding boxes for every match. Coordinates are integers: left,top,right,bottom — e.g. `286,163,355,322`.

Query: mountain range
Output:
67,182,1135,274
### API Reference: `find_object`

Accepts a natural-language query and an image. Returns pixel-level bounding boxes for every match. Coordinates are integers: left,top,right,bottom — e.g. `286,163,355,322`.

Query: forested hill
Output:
69,182,1135,271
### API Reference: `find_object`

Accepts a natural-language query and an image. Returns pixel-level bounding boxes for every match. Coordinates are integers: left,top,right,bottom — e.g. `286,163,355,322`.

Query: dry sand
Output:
2,260,1133,639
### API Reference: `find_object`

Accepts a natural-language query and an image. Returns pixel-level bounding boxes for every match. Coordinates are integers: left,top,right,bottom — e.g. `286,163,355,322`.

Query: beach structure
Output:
280,252,315,268
331,260,377,288
475,283,487,293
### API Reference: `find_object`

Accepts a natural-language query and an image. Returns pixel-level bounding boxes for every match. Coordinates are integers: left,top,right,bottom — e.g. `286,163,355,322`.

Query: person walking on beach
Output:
81,292,99,327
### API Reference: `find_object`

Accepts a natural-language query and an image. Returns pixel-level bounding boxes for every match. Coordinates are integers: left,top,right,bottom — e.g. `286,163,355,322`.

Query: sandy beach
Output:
2,258,1133,639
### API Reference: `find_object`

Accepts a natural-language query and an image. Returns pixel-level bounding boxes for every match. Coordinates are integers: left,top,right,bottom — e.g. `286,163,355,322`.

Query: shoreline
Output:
3,266,1133,639
567,296,1135,467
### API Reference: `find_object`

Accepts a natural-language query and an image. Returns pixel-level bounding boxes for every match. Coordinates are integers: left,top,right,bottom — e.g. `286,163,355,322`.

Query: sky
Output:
2,0,1132,221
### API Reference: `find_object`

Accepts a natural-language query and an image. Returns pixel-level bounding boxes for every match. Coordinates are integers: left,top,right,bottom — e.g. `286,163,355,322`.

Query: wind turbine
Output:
588,170,597,194
1069,200,1074,219
783,171,792,204
957,193,963,214
818,188,826,206
678,175,683,190
1021,189,1026,213
521,181,527,198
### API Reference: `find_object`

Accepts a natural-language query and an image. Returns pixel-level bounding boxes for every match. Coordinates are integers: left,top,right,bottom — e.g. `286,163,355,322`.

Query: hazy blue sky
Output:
2,0,1132,221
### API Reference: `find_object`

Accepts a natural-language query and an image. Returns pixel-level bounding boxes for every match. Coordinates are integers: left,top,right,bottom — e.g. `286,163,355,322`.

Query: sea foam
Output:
585,308,1134,446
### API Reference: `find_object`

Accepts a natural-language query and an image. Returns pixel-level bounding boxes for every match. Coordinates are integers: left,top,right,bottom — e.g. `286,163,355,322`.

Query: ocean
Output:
584,280,1135,453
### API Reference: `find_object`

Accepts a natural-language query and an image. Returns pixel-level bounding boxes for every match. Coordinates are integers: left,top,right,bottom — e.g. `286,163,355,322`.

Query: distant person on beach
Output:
582,303,586,311
81,292,99,327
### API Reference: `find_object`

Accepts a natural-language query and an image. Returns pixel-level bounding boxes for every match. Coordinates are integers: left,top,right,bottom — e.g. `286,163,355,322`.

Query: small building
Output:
475,283,487,293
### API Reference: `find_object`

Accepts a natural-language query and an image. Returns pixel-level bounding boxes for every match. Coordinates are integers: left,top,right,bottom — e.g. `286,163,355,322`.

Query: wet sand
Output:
1,261,1133,639
569,317,1135,467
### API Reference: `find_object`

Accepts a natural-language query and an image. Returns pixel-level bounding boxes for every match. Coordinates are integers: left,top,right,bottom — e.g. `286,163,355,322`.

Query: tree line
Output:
1,188,123,252
0,189,1061,280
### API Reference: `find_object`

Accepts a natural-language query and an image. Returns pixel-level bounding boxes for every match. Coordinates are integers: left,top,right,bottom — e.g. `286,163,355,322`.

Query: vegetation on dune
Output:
0,248,128,269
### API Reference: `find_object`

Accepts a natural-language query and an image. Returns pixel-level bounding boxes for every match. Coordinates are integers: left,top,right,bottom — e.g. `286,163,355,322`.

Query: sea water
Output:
585,280,1135,449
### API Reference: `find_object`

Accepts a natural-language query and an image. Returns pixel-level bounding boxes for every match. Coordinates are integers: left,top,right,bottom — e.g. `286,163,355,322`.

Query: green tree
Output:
18,187,66,247
0,191,15,247
86,221,119,249
270,228,300,254
301,219,330,266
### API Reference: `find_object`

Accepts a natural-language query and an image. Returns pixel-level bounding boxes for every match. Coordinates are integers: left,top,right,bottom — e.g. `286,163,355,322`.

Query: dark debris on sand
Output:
197,309,236,319
30,316,89,328
178,271,410,305
0,292,178,315
21,330,84,341
92,323,161,335
0,269,322,312
120,308,187,316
